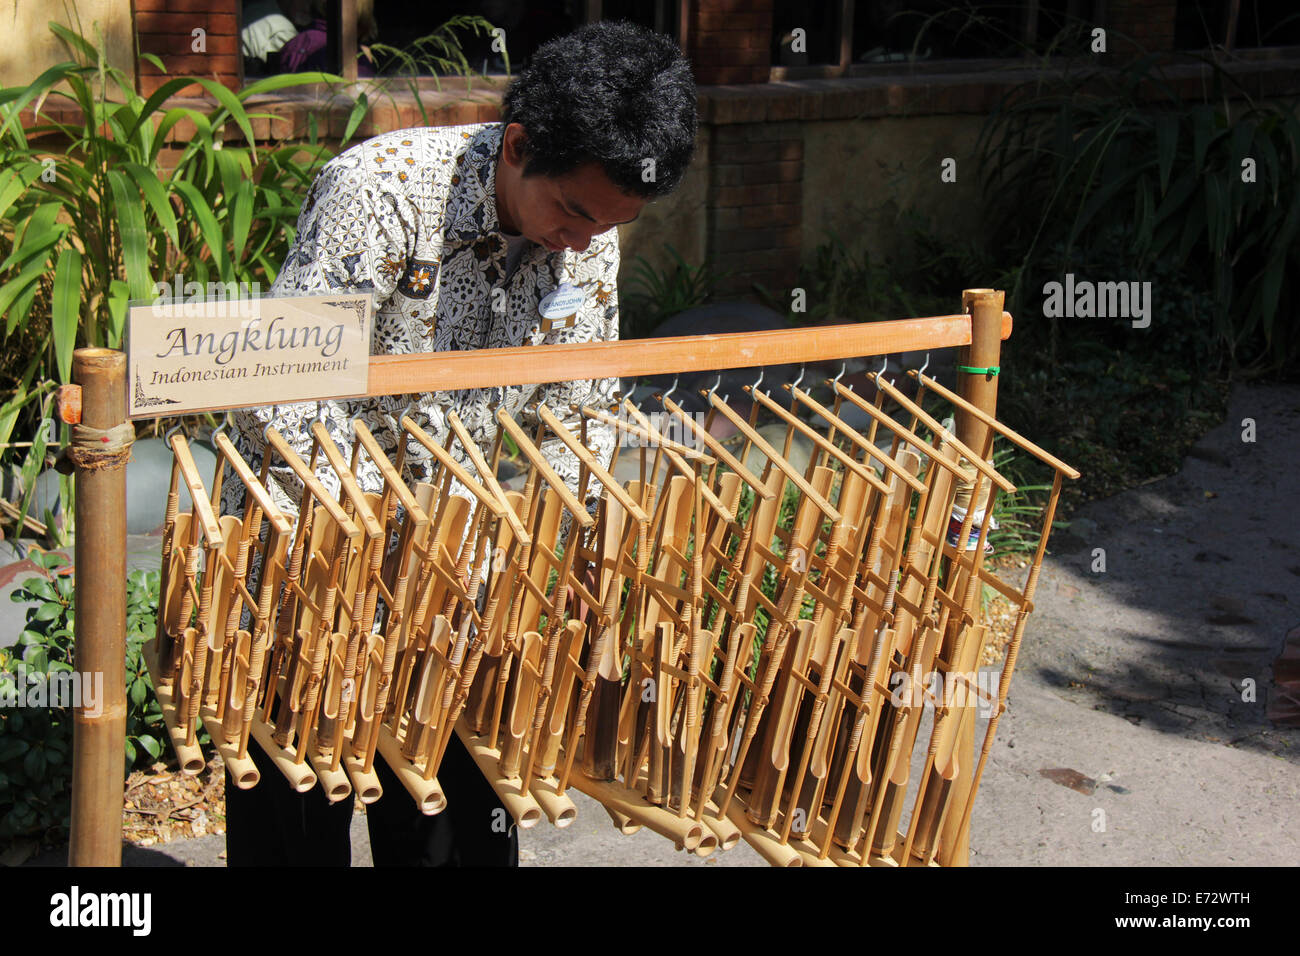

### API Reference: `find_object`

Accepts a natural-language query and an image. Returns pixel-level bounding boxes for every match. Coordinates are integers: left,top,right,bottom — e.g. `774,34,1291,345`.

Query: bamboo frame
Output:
78,295,1075,869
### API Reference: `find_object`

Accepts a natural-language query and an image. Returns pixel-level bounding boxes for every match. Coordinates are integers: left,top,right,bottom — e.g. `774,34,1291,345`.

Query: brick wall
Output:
708,121,801,297
134,0,240,95
1108,0,1177,52
687,0,773,85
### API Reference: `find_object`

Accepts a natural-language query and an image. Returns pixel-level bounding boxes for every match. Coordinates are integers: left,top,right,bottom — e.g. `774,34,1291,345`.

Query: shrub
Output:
0,552,165,850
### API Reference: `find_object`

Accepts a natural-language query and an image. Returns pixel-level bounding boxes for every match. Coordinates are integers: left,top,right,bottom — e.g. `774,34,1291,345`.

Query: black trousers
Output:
225,732,519,867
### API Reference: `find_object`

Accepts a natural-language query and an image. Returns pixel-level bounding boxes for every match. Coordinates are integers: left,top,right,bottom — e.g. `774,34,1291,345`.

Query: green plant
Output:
621,245,725,340
365,15,505,88
0,16,502,539
758,224,985,326
0,20,352,538
977,52,1300,375
986,448,1051,555
0,551,166,850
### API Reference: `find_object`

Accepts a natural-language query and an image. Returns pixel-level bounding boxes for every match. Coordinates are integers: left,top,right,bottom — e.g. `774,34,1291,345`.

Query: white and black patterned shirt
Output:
227,122,620,514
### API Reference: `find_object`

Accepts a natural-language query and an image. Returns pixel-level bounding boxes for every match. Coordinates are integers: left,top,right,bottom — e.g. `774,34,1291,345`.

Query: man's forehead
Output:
555,165,645,225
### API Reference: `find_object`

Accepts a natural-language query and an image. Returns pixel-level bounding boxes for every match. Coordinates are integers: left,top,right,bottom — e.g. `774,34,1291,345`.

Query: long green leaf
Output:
342,93,369,146
106,279,130,348
172,179,227,276
214,148,243,214
0,61,77,143
9,276,40,333
192,78,256,151
51,248,81,384
0,355,43,447
230,181,253,265
122,162,179,246
0,258,51,335
0,225,65,273
0,164,42,222
239,71,344,99
124,77,201,143
48,21,98,62
13,202,62,250
105,169,152,301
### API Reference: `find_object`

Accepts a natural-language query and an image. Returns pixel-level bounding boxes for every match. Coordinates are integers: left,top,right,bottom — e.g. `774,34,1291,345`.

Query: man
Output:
224,20,697,866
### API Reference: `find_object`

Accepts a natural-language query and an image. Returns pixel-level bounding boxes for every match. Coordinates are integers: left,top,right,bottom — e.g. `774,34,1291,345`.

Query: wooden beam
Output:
368,313,1012,397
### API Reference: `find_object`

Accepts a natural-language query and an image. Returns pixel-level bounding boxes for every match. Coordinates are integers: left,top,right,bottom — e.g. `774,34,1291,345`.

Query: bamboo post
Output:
957,290,1004,462
68,348,130,867
941,289,1006,866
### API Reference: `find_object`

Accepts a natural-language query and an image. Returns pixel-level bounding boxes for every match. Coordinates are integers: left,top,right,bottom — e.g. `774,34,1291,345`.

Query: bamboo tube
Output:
747,619,816,829
249,718,317,793
691,831,719,857
568,771,705,850
700,800,742,851
530,773,579,828
308,746,354,803
950,469,1065,860
374,723,447,815
723,800,801,867
155,452,184,677
142,639,206,775
603,806,643,835
343,747,384,804
456,723,543,828
200,706,260,789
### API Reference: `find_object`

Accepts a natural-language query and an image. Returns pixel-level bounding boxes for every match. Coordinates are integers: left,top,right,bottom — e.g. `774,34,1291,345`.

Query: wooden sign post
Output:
68,349,129,867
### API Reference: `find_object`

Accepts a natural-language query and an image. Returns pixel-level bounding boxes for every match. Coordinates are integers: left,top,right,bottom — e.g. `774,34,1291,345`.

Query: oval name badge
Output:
538,283,584,327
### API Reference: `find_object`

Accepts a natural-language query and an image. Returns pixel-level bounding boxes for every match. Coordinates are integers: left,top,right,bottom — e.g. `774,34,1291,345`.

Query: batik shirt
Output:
227,122,620,515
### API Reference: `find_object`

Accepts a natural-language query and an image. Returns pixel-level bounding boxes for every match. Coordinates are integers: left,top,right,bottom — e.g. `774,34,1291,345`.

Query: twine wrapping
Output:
63,422,136,472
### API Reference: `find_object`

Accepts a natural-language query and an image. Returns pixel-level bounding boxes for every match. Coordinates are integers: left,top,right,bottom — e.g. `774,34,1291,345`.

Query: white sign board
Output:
127,293,372,419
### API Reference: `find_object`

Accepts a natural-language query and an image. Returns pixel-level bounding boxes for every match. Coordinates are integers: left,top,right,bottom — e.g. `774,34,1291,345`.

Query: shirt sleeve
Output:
524,228,621,510
227,153,416,513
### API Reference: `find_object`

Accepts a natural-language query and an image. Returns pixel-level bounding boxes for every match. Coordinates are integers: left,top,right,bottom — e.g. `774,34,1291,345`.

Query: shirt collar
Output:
444,122,505,244
442,121,575,284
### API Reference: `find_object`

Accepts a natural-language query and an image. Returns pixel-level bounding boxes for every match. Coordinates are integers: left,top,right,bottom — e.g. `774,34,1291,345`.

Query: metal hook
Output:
262,406,277,444
791,364,804,391
662,376,679,405
705,373,722,403
164,420,183,445
872,355,895,389
918,352,930,378
750,368,764,394
314,400,328,427
827,361,847,390
210,409,233,441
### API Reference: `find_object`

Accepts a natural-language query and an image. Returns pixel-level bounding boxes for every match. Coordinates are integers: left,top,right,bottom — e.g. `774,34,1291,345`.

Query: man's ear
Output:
501,122,530,170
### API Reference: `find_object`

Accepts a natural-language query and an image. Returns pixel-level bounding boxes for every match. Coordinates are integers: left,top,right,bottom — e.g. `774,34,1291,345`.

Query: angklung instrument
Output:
146,293,1079,866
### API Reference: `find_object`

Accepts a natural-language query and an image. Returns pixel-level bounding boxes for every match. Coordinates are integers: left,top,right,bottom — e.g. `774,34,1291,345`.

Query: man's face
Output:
495,122,645,252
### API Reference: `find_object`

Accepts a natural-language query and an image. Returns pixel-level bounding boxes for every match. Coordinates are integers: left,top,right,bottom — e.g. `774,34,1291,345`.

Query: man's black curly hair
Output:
500,21,698,198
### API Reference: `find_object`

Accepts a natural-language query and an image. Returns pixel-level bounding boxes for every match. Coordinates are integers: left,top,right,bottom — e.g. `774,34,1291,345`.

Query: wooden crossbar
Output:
366,313,1012,396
